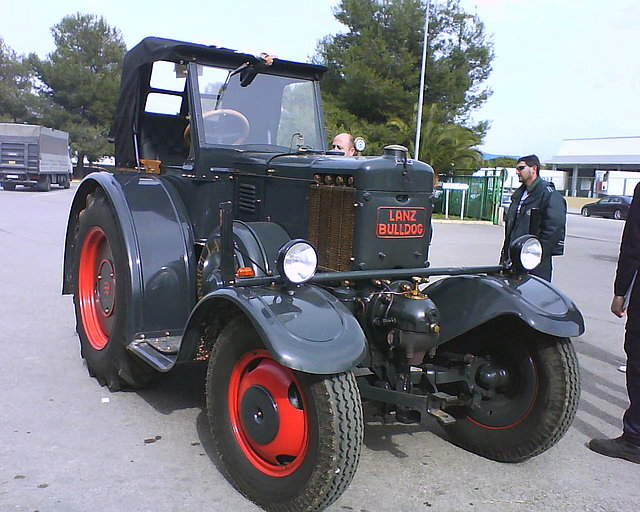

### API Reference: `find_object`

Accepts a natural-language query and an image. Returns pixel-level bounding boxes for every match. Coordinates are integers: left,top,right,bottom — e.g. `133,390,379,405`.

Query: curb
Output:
432,219,496,225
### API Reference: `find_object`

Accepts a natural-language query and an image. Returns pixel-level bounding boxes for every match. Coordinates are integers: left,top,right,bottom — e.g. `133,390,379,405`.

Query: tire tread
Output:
206,319,362,512
446,333,580,462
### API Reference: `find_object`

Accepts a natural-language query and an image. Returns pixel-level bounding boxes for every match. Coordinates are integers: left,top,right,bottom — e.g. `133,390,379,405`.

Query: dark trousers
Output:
623,309,640,445
531,257,552,282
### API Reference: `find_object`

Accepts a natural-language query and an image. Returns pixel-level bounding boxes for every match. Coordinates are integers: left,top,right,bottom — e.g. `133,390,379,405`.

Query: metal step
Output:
426,407,456,425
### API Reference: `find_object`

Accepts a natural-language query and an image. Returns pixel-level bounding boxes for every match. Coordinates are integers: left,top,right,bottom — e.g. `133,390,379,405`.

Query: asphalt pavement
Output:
1,184,638,512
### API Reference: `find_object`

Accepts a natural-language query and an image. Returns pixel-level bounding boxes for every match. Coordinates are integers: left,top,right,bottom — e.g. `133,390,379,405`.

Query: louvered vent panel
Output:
1,143,26,165
238,183,258,213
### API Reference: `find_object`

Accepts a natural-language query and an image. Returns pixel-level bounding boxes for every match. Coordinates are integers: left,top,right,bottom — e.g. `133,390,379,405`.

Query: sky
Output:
1,0,638,161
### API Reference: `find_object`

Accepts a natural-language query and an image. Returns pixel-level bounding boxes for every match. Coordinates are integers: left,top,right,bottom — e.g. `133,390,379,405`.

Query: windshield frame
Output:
187,61,326,153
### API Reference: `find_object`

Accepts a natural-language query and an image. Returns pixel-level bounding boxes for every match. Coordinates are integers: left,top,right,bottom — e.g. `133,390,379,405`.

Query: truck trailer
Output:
0,123,72,191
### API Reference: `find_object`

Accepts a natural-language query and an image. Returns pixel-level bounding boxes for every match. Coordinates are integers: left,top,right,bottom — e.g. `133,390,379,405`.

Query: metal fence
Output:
432,170,506,223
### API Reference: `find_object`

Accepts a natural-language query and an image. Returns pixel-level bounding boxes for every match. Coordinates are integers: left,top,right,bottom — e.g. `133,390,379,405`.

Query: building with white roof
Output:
548,136,640,197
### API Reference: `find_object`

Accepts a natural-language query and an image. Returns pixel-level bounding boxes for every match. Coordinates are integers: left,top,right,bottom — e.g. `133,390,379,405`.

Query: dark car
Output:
581,195,632,220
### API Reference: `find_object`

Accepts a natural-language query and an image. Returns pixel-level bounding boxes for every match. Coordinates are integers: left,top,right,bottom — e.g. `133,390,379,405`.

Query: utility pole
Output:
414,0,431,160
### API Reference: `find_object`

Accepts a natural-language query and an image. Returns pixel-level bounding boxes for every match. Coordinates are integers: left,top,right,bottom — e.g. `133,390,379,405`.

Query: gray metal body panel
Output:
182,286,368,374
425,273,585,343
62,171,196,343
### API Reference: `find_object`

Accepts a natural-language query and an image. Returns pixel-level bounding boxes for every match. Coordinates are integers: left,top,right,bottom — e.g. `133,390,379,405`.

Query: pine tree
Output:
316,0,493,167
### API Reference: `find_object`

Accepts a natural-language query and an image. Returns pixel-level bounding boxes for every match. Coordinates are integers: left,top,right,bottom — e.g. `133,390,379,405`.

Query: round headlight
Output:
509,235,542,272
277,240,318,284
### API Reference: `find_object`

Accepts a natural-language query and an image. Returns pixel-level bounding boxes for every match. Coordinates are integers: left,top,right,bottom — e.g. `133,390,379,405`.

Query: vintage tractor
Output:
62,38,583,512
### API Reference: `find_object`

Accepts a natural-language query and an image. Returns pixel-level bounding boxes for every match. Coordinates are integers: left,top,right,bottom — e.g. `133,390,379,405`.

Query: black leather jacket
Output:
615,182,640,309
501,177,566,263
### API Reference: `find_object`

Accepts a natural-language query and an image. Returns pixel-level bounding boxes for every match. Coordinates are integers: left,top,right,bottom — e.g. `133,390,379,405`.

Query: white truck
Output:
0,123,72,191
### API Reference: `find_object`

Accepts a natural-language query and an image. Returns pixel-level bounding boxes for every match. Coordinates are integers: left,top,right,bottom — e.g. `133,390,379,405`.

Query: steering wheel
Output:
183,108,250,146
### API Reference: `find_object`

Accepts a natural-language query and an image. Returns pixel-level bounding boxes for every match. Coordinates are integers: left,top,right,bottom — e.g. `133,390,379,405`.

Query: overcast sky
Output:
2,0,638,160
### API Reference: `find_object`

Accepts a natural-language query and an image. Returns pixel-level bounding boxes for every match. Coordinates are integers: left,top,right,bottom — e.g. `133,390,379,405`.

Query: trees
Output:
0,38,39,123
31,13,126,167
485,156,518,168
316,0,493,169
419,105,483,173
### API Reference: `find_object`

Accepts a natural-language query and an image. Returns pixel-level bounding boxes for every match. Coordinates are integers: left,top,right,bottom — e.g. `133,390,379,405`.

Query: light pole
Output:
414,0,431,160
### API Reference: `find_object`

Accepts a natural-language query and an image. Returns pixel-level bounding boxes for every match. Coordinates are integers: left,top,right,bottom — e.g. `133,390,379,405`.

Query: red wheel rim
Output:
78,226,116,350
228,349,309,477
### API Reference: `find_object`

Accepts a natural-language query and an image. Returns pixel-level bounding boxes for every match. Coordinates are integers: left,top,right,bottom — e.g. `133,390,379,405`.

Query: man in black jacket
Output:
589,182,640,464
500,154,566,281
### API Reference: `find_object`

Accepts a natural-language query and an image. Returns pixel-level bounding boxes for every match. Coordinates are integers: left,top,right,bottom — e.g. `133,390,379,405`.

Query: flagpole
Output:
414,0,431,160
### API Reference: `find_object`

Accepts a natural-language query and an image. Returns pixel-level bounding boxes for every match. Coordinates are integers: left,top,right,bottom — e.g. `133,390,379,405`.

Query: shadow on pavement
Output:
578,366,628,409
136,361,207,415
362,401,445,459
571,338,629,438
575,339,624,368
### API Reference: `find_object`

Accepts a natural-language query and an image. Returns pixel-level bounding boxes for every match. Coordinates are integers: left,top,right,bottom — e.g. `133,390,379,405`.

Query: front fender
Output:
181,285,367,374
425,273,585,343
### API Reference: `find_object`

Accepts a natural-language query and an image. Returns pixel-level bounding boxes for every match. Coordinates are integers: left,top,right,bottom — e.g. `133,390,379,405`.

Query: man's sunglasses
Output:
516,165,527,171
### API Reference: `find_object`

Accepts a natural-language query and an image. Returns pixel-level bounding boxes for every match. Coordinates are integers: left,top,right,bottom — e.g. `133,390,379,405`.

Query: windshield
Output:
193,64,323,150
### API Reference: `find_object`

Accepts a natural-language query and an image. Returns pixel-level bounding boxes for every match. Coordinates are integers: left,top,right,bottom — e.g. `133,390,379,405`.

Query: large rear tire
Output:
1,182,16,191
73,189,158,390
206,318,363,512
441,324,580,462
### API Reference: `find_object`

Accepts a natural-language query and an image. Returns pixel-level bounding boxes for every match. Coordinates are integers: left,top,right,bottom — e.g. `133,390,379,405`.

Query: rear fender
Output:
179,285,367,374
425,273,584,344
62,171,196,342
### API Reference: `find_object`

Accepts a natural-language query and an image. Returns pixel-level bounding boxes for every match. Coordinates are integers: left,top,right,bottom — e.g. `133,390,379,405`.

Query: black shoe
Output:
588,436,640,464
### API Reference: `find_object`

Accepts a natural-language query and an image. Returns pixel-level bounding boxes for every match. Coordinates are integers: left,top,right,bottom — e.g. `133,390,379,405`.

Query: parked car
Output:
581,195,632,220
62,37,584,512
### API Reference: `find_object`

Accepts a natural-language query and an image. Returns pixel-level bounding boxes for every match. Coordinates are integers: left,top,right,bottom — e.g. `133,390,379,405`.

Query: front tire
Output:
73,190,158,390
581,207,589,217
206,319,363,512
614,209,622,220
441,323,580,462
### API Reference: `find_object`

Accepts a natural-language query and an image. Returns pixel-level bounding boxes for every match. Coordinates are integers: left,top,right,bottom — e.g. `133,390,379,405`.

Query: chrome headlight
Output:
277,240,318,284
509,235,542,272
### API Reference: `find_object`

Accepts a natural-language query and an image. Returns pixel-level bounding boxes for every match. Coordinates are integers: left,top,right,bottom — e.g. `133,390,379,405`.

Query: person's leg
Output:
622,314,640,444
530,257,552,281
588,310,640,463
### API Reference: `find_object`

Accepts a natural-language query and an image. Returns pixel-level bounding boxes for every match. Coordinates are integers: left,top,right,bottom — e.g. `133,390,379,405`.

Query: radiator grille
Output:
308,184,356,272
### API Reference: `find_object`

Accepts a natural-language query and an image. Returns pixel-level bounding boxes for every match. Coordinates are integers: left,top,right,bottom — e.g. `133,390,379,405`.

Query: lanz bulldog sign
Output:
376,207,427,238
